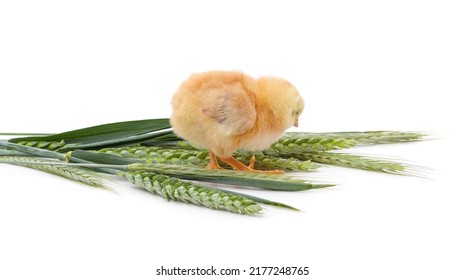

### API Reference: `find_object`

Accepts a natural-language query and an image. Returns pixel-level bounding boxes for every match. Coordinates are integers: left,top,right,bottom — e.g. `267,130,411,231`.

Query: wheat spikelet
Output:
16,140,65,150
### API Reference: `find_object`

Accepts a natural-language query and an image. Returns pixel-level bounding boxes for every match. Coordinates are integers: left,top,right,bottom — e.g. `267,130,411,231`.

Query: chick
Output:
170,71,304,174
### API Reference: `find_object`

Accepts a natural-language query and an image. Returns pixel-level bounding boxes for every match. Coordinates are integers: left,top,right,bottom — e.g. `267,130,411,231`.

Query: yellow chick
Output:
170,71,304,174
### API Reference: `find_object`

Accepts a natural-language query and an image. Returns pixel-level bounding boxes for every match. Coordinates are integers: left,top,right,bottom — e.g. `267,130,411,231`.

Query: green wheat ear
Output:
293,151,428,177
0,156,108,188
97,146,319,171
121,171,262,215
283,131,428,145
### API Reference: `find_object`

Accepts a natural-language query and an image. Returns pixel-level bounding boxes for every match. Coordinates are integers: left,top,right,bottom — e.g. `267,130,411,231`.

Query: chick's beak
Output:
294,118,299,127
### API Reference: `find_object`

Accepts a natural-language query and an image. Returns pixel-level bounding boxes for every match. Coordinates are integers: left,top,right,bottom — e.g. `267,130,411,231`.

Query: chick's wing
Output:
202,84,257,136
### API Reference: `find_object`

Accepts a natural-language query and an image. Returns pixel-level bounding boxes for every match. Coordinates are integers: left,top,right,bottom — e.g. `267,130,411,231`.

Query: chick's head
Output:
256,77,305,130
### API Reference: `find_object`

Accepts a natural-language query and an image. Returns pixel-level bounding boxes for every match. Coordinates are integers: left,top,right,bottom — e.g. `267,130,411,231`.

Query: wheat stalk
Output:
284,131,427,145
125,162,331,190
0,156,107,188
1,118,430,215
0,149,29,156
98,146,319,171
121,171,262,214
296,151,426,176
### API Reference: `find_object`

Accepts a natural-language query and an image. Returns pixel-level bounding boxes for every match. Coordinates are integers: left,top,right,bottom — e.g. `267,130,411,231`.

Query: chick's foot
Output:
219,156,284,174
205,150,223,170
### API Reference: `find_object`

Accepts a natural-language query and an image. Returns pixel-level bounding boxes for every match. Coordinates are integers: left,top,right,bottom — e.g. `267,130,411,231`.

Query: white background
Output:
1,1,464,279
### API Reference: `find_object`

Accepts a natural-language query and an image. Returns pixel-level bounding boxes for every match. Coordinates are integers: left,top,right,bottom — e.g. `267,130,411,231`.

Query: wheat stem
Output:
0,149,30,156
0,140,66,160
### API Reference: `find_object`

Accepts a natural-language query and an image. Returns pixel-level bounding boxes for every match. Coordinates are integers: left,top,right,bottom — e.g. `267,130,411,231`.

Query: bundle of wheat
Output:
0,118,430,215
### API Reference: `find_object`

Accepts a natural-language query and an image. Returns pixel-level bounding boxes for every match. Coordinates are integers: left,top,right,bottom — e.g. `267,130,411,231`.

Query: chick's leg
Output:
205,150,223,170
219,156,284,174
